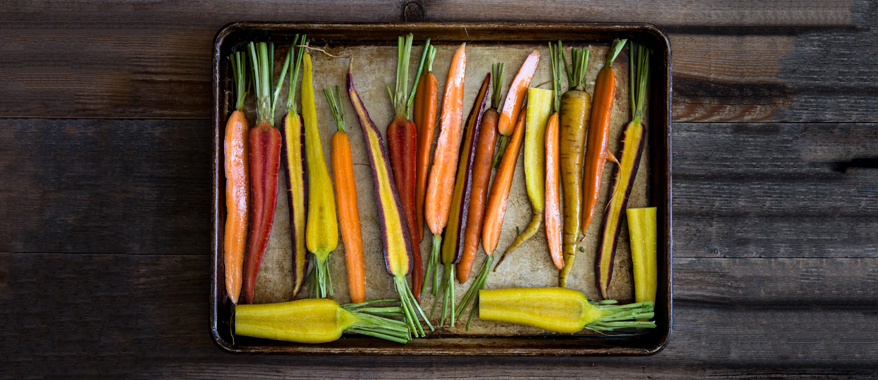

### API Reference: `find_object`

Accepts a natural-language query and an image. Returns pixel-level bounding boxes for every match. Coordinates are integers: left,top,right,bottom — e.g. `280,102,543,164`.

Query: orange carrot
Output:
423,43,467,295
413,43,438,242
544,112,562,269
492,50,540,166
223,51,248,305
456,103,526,328
456,63,502,284
325,86,365,304
581,39,626,237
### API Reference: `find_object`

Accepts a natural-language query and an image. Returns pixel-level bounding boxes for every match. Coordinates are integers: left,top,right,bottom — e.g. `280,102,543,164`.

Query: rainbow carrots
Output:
456,64,502,284
596,43,649,300
223,51,249,305
423,43,467,296
280,35,309,299
243,42,291,304
413,42,438,244
325,86,366,304
348,63,433,337
494,87,551,269
457,105,526,327
557,42,592,285
302,51,339,299
565,38,626,288
386,34,423,302
544,42,564,270
435,73,490,326
493,50,540,166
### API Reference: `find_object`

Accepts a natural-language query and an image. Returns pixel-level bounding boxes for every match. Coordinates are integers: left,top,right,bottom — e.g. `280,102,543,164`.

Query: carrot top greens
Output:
248,41,291,125
388,33,414,118
490,63,505,110
558,41,590,92
230,51,248,111
286,34,307,115
630,42,650,121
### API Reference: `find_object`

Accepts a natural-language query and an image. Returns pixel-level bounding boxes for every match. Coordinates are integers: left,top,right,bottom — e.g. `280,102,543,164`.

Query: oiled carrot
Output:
413,43,438,243
544,112,562,269
325,86,365,304
481,105,526,257
223,51,248,305
456,64,502,284
493,50,540,166
581,39,626,237
423,43,467,295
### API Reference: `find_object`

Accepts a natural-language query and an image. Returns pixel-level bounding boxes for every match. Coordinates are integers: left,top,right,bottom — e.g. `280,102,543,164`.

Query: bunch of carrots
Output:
221,36,655,342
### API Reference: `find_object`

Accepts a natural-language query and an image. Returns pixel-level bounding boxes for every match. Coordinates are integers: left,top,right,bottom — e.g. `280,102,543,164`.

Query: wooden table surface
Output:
2,1,876,378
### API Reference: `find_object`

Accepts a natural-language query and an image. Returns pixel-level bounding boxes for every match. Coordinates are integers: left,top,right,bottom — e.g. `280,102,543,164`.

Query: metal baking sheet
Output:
211,22,672,356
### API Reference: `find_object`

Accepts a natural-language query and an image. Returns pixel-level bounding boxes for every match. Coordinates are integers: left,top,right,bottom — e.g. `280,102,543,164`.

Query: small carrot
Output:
423,43,467,296
280,35,309,299
386,34,424,302
544,42,565,269
434,73,490,327
413,42,438,243
567,38,626,288
325,86,365,304
492,49,540,166
493,87,551,270
302,51,339,299
456,105,526,328
456,63,503,284
223,51,249,305
243,42,291,304
557,41,592,284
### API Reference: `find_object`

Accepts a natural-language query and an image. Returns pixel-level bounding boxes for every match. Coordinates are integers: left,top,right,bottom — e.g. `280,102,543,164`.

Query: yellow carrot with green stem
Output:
302,51,338,299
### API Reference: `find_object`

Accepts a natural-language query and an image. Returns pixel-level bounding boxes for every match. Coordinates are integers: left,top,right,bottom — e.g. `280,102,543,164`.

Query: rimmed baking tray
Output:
211,22,672,356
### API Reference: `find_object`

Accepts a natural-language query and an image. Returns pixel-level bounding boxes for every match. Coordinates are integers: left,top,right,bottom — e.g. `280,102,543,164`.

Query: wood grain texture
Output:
1,1,877,122
1,252,876,378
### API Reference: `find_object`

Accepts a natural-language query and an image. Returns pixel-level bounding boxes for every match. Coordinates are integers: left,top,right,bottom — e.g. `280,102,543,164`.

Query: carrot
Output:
413,43,438,243
456,105,526,328
423,43,467,296
492,50,540,166
556,42,592,285
302,51,339,299
386,34,424,302
544,113,562,269
456,63,502,284
223,51,249,305
243,42,291,304
280,35,309,299
434,73,490,326
324,86,365,304
493,87,551,270
348,63,433,337
568,38,626,288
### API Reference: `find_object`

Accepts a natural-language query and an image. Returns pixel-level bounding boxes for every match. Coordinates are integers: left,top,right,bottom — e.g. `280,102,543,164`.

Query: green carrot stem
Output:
492,136,508,168
287,34,307,114
394,275,433,337
324,86,346,132
422,234,442,296
230,51,248,111
490,63,505,110
405,39,432,119
248,41,291,126
456,255,493,330
390,33,414,117
605,39,627,68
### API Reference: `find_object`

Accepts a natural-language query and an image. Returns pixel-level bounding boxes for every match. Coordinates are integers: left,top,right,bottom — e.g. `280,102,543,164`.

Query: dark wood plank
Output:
1,252,876,378
673,122,878,258
0,119,212,254
1,1,877,122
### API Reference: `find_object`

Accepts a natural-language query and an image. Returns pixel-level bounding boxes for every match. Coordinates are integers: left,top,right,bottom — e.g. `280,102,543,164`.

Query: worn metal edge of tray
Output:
210,21,672,356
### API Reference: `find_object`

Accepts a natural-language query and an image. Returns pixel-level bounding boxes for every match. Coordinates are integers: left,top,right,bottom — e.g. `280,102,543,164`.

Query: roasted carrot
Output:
492,49,540,166
557,41,592,285
302,51,339,299
223,51,249,305
280,35,309,299
243,42,291,304
434,73,490,326
566,38,626,288
596,43,649,300
456,105,526,328
544,42,564,269
423,43,467,296
325,86,365,304
386,34,423,302
456,63,502,284
348,63,433,337
413,43,438,243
